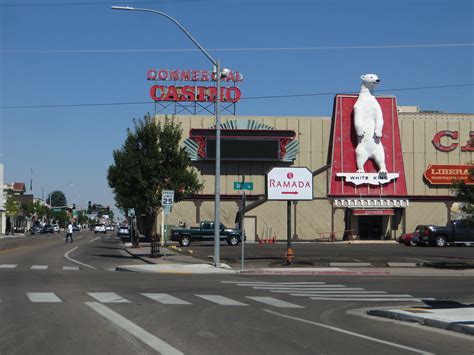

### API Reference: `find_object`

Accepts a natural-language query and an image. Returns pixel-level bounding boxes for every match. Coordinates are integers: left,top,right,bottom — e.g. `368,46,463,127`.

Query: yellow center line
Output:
0,246,28,254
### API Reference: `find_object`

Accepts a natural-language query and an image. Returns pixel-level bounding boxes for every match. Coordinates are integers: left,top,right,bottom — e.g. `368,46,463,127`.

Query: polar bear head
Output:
360,74,380,89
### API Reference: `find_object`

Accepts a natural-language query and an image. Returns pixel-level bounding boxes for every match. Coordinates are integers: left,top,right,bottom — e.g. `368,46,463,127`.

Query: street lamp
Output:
112,6,225,266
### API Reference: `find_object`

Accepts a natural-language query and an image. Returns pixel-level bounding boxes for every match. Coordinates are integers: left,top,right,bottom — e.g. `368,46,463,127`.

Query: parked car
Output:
118,225,130,242
106,225,115,231
171,221,244,247
30,224,43,235
419,220,474,247
40,224,55,234
94,224,107,234
52,224,60,233
72,224,81,232
397,225,425,246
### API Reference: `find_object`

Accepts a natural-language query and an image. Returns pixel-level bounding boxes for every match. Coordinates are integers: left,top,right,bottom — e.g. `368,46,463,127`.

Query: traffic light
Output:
92,204,96,211
88,201,91,210
72,203,76,210
107,206,110,212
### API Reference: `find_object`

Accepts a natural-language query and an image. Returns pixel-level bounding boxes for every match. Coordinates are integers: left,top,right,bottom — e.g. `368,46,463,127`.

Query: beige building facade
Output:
155,108,473,241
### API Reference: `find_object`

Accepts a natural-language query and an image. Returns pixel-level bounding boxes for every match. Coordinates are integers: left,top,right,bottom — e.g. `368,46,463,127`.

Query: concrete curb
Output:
116,264,238,274
329,262,373,267
238,268,390,276
367,308,474,336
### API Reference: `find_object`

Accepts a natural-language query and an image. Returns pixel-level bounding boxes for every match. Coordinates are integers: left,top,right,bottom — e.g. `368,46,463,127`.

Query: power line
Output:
1,83,472,109
2,43,473,54
0,1,195,7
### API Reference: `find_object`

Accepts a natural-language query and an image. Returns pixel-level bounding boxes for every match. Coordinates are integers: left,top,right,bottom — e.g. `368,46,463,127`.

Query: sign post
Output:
266,167,313,265
160,190,174,258
234,177,253,271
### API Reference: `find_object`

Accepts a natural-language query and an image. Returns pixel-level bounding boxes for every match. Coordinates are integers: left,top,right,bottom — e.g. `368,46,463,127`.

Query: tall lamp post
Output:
112,6,225,266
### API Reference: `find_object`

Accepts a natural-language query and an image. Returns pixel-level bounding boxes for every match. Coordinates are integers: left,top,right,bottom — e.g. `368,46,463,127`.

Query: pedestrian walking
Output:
66,221,73,243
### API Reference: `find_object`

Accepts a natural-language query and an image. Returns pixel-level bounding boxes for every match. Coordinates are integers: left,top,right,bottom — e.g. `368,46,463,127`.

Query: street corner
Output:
367,300,474,336
115,263,238,275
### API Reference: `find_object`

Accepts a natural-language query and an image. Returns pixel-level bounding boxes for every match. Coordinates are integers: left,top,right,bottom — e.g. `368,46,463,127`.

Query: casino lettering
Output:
150,85,241,103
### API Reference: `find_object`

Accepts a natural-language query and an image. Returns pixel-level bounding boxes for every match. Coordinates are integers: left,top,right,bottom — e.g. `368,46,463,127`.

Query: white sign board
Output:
267,167,313,200
161,190,175,207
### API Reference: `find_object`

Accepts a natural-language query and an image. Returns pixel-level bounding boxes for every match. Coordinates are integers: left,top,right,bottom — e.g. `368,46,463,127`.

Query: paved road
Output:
1,232,473,354
171,242,474,268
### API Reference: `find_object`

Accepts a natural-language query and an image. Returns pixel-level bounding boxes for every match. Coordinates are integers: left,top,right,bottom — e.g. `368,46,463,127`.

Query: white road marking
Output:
26,292,62,303
0,264,17,269
196,295,248,306
30,265,48,270
306,294,414,298
85,302,183,355
64,247,96,270
260,287,357,292
264,309,433,355
87,292,131,303
246,296,303,308
252,285,341,289
309,297,433,302
222,281,326,285
89,237,101,243
141,293,191,305
63,266,80,271
289,291,387,296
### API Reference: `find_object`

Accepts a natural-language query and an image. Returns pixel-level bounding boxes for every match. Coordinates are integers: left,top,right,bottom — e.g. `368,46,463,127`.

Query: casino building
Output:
154,101,473,242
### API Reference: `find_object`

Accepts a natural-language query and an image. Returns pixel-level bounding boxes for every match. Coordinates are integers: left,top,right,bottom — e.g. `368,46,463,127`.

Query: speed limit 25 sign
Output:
161,190,174,206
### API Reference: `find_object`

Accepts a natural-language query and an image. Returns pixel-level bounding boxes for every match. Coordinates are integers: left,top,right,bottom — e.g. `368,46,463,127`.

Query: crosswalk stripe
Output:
196,295,248,306
87,292,131,303
26,292,62,303
221,281,325,286
31,265,48,270
309,297,435,302
253,285,345,289
141,293,191,305
267,287,364,292
247,296,304,308
289,291,387,295
0,264,17,269
62,266,80,271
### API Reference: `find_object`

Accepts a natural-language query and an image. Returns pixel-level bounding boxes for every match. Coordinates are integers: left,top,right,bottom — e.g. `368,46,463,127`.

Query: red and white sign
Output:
424,164,474,185
432,130,474,152
328,95,407,197
352,209,394,216
147,68,243,103
267,167,313,200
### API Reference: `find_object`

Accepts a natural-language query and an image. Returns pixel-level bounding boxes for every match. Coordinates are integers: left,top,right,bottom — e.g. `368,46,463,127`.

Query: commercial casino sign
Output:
147,68,243,103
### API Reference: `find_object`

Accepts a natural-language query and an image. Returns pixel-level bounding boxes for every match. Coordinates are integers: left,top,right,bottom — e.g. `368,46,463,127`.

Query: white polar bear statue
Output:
353,73,387,178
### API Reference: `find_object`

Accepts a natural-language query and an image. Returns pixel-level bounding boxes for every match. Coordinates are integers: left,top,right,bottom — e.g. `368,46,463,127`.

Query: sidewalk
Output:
120,245,236,274
121,245,474,276
368,303,474,335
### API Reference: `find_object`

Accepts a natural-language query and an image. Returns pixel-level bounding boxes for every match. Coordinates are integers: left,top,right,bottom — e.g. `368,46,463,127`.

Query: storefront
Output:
155,102,473,241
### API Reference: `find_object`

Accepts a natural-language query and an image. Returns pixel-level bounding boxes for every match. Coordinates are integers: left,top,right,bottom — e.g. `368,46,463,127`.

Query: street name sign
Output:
233,182,254,191
266,167,313,200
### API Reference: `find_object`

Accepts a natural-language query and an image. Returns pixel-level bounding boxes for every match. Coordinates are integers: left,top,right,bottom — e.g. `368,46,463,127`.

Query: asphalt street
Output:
171,241,474,268
1,231,473,354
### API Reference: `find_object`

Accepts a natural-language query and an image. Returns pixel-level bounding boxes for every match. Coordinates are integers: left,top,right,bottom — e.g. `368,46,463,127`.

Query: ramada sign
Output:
147,68,243,103
267,167,313,201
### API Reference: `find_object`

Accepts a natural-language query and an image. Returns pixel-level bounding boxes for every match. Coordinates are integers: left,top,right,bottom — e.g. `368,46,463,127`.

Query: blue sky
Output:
1,0,473,215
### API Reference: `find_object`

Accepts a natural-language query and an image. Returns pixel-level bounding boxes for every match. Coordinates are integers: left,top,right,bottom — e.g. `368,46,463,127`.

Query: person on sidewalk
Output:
66,221,74,243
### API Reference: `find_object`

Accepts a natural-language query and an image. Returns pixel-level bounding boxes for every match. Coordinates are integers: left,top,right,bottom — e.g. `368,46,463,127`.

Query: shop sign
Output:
147,68,243,103
432,130,474,152
424,164,474,185
267,167,313,200
352,209,394,216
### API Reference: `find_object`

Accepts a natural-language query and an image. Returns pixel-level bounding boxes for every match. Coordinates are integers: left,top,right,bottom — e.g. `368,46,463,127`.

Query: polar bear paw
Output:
378,170,388,179
356,169,365,173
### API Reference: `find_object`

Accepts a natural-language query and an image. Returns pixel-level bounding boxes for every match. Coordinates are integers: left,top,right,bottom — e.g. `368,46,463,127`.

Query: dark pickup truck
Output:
171,221,243,247
419,220,474,247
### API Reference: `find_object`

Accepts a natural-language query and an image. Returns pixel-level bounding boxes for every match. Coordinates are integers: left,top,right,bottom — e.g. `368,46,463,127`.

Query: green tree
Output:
452,167,474,224
108,114,202,248
47,190,67,207
5,196,20,234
